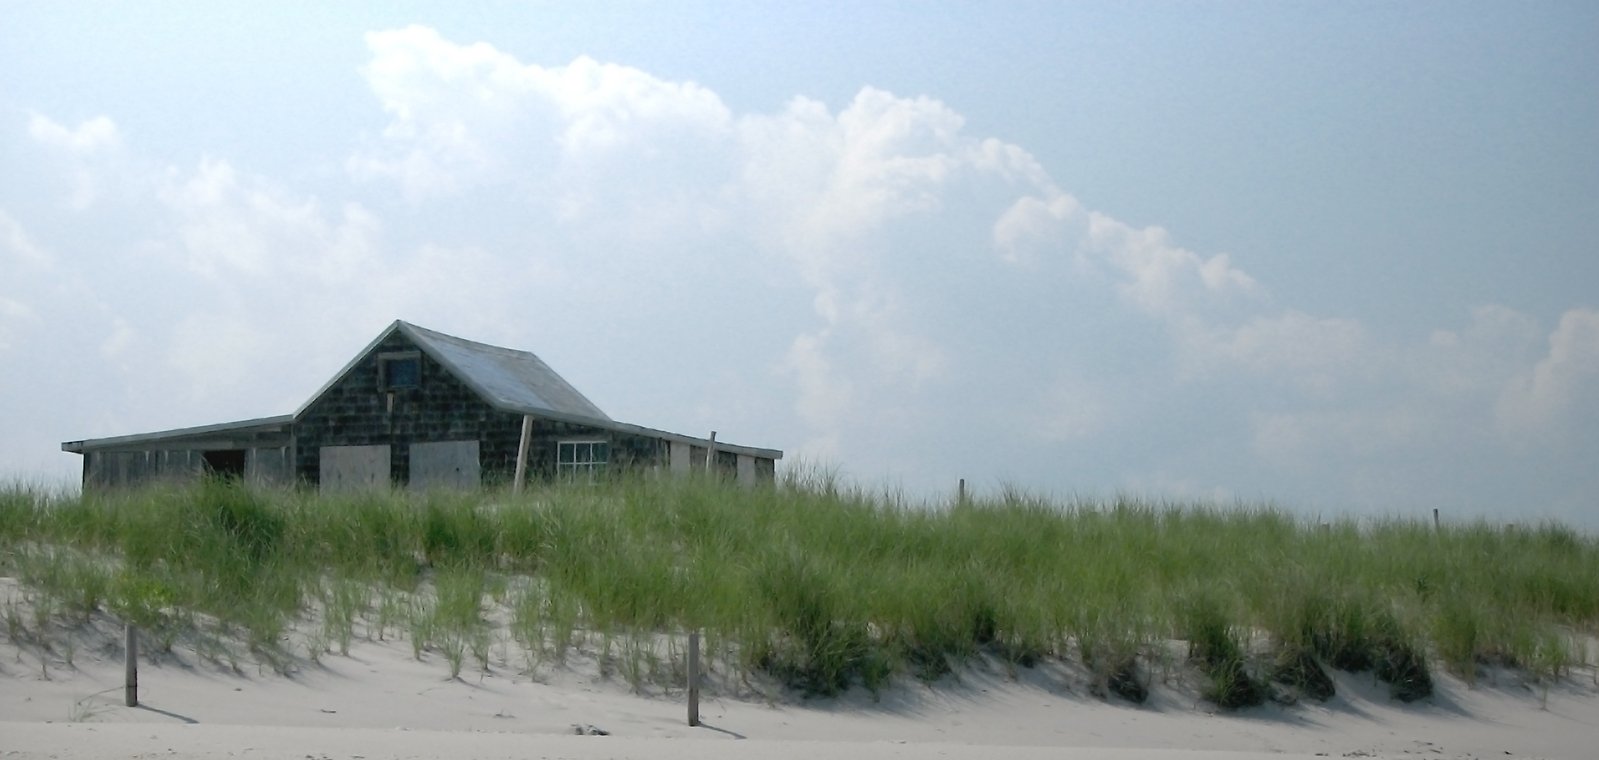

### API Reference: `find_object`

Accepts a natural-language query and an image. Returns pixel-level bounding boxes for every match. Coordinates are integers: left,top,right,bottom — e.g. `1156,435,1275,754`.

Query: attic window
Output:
380,352,421,390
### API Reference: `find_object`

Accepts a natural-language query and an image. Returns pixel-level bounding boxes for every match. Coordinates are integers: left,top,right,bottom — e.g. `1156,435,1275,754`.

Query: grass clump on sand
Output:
1180,589,1267,709
2,473,1597,709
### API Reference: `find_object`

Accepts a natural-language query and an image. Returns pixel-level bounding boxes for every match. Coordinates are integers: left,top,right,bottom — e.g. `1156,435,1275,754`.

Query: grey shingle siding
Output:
63,320,780,490
294,331,506,485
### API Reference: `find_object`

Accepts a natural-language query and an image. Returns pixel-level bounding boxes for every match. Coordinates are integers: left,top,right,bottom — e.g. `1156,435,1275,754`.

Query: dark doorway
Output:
203,449,247,480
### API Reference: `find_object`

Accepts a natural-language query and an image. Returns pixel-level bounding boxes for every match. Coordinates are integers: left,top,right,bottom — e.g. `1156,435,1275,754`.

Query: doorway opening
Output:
203,449,247,480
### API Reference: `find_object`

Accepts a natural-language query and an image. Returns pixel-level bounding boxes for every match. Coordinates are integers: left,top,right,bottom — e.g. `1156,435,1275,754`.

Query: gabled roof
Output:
67,320,781,460
296,320,611,425
403,321,612,422
305,321,778,458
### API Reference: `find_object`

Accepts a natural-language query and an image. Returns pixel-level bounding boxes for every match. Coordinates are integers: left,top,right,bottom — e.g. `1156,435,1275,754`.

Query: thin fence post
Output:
124,623,138,707
687,630,701,727
957,478,966,506
1433,508,1440,533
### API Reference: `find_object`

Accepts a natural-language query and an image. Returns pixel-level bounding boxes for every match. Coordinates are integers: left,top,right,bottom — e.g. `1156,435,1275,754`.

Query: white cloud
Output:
993,194,1086,265
342,27,1299,482
1423,304,1542,397
1180,310,1368,388
158,158,380,282
0,209,49,266
27,114,123,208
351,25,732,203
783,330,852,432
1086,214,1260,317
27,114,120,154
815,88,963,229
1497,307,1599,436
993,191,1259,317
5,26,1591,523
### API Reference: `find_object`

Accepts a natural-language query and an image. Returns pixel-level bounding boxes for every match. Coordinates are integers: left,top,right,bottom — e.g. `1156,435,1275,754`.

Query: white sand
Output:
4,594,1598,759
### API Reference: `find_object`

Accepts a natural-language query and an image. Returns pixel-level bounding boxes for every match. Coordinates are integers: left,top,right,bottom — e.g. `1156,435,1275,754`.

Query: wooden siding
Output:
292,331,669,488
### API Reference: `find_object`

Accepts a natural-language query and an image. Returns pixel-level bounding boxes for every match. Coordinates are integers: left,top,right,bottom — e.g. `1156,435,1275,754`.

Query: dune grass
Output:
1,473,1595,706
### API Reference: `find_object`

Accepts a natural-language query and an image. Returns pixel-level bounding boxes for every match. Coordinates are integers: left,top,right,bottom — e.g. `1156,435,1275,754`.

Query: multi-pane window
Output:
557,440,609,479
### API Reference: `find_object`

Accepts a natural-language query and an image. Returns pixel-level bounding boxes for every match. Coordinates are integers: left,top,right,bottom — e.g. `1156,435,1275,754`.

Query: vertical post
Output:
1432,508,1440,533
958,478,966,506
124,623,138,707
704,432,717,475
687,630,701,727
513,415,533,494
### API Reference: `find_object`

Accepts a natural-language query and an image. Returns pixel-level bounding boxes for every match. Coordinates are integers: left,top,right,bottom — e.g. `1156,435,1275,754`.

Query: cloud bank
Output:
1,25,1594,525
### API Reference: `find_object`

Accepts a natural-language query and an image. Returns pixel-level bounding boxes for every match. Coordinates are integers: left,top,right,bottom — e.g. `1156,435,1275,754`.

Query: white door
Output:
410,440,480,490
669,440,692,474
320,445,390,493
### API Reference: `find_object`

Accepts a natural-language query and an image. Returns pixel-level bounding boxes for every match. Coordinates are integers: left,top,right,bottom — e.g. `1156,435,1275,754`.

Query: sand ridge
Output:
4,601,1597,760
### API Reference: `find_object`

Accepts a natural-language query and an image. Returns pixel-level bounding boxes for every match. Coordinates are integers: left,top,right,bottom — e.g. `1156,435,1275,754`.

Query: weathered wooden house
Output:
62,320,781,491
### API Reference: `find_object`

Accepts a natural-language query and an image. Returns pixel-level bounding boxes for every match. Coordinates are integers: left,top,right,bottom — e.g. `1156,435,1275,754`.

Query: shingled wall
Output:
294,331,665,487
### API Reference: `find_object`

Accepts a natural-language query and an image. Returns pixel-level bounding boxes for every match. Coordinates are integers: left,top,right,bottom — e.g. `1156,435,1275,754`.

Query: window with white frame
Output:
556,440,609,479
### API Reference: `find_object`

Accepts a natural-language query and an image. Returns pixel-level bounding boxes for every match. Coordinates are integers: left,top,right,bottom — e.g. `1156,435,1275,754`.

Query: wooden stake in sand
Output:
124,623,138,707
958,478,966,505
1433,508,1441,533
513,415,533,494
687,630,701,727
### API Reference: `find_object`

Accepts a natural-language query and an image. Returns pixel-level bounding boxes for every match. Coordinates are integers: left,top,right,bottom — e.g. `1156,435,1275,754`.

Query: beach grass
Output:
1,474,1596,706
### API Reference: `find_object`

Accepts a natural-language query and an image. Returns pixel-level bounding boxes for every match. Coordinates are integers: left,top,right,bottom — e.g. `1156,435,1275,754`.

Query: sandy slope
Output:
3,592,1598,759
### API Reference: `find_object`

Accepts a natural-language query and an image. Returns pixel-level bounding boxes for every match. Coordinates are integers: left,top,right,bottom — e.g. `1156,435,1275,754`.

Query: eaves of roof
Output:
61,415,294,453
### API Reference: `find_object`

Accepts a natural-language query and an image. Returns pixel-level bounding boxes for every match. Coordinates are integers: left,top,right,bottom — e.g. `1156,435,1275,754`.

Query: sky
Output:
2,2,1596,526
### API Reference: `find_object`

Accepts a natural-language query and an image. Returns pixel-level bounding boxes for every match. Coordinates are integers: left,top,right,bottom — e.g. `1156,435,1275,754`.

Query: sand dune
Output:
5,608,1597,760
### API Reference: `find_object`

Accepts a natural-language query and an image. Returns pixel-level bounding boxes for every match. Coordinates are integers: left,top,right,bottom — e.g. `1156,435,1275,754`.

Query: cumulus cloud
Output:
27,114,123,208
772,88,964,240
1423,304,1543,397
1087,217,1259,317
993,191,1259,317
4,25,1592,522
335,26,1598,493
27,114,120,154
1497,307,1599,437
158,158,380,282
1178,309,1369,392
351,24,732,204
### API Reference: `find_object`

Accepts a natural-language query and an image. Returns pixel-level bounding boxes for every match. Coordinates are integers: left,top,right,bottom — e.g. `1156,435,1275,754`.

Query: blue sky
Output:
2,2,1596,525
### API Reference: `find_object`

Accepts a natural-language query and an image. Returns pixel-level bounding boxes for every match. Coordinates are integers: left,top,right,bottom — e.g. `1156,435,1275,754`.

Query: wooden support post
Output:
958,478,966,506
513,415,533,494
704,431,717,475
687,630,701,727
124,623,138,707
1433,508,1440,533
